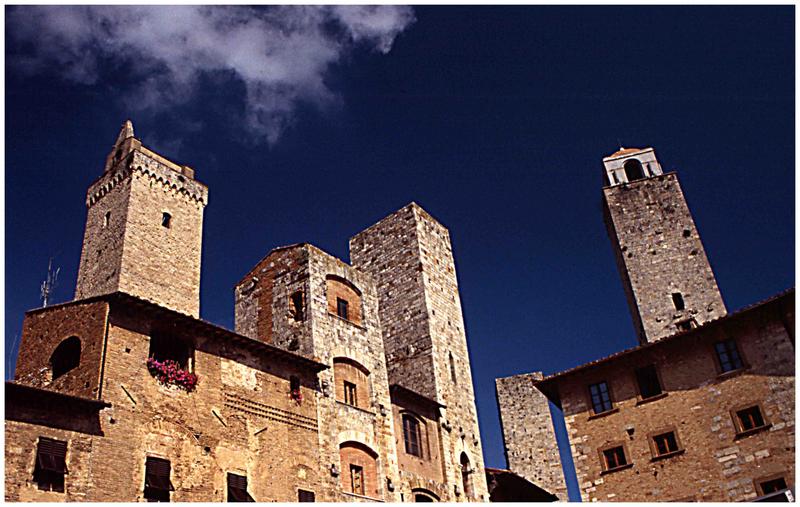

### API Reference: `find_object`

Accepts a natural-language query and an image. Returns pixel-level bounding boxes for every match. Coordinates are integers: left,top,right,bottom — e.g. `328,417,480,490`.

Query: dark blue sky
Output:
6,6,794,500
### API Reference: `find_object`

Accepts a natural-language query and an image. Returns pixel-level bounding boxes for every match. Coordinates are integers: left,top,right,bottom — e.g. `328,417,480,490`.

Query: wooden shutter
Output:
145,457,173,491
37,438,67,473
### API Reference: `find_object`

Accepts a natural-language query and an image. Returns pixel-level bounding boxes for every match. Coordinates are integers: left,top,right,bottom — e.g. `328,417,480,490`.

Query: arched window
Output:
412,488,439,502
624,159,645,182
333,358,371,410
50,336,81,380
402,413,424,458
326,275,363,325
339,442,378,498
460,452,473,499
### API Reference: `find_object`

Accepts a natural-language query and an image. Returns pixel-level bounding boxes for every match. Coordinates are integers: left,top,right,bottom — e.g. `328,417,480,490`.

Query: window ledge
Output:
328,312,367,331
341,491,384,502
651,448,685,462
636,392,668,406
734,423,772,440
335,400,376,416
600,463,633,475
588,407,619,420
716,366,750,381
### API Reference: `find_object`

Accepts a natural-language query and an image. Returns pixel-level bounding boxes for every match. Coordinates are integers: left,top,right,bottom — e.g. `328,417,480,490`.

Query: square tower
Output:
75,121,208,317
602,147,726,343
350,203,489,501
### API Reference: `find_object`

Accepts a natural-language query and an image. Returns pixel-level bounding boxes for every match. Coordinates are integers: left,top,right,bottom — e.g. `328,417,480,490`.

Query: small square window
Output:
144,456,173,502
715,339,744,373
758,476,788,496
735,405,767,434
602,446,628,471
33,437,67,492
589,381,613,414
635,365,663,400
161,212,172,228
651,431,680,457
336,298,349,320
227,472,254,502
676,318,697,332
344,381,357,407
298,489,315,502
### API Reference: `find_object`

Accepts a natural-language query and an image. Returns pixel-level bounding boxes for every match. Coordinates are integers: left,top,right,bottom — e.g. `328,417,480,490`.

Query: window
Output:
349,464,364,495
403,414,422,458
344,381,357,407
623,159,645,182
651,431,680,457
290,376,300,392
336,298,349,320
758,477,788,496
460,453,473,498
671,292,685,311
734,405,767,434
449,352,457,384
149,333,191,370
144,457,173,502
50,336,81,380
715,339,744,373
227,473,254,502
589,381,613,414
682,229,692,238
104,211,111,227
602,446,628,471
33,437,67,492
635,365,663,400
676,318,697,332
161,212,172,228
290,291,304,322
298,490,315,502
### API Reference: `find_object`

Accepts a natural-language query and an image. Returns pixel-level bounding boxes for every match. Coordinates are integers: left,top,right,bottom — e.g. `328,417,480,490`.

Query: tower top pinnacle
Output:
116,120,135,145
602,146,663,186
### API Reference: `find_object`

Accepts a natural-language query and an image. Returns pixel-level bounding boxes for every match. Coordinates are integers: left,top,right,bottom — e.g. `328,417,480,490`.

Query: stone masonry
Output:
351,203,490,501
602,148,726,343
495,372,567,500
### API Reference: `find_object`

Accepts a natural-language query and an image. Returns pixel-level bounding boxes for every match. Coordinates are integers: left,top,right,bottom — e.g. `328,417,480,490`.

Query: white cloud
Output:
8,5,415,144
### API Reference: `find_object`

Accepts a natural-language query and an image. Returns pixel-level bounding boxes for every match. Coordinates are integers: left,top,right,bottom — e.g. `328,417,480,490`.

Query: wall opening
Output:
623,159,645,182
161,212,172,228
671,292,685,311
290,291,305,322
149,333,192,370
50,336,81,380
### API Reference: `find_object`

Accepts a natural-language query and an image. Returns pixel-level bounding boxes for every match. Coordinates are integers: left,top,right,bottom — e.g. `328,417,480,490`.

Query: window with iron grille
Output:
33,437,67,492
298,489,315,502
602,446,627,471
589,381,613,414
403,414,422,458
349,464,364,495
715,339,743,373
635,365,663,399
337,298,349,320
344,381,357,407
651,431,680,457
735,406,766,433
144,457,173,502
227,473,254,502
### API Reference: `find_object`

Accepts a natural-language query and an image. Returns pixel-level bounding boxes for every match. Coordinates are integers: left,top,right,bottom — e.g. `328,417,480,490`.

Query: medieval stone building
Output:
5,121,497,502
496,147,795,502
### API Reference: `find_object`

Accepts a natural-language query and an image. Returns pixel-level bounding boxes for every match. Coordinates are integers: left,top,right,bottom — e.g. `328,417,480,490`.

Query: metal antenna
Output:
617,138,624,150
40,257,60,307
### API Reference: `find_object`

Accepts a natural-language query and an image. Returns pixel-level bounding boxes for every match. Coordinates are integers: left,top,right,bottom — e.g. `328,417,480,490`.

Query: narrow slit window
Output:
144,456,173,502
449,352,457,384
344,381,357,407
290,291,305,322
336,298,349,320
635,365,663,399
161,212,172,228
104,211,111,227
715,339,744,373
602,446,627,471
227,473,254,502
349,464,364,495
298,490,315,502
652,431,680,456
290,376,301,392
589,381,613,414
33,437,67,492
671,292,685,311
735,406,766,433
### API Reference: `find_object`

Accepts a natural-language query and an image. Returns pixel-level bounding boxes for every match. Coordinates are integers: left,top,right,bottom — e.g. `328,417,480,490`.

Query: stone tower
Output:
75,121,208,317
602,147,726,343
350,203,489,501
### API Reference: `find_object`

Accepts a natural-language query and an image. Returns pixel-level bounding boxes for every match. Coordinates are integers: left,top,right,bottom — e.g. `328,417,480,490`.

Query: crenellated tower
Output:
602,147,726,343
75,120,208,317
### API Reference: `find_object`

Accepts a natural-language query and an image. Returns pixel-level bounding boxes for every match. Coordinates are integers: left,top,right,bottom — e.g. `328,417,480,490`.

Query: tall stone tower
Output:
350,203,489,501
602,147,726,344
75,121,208,317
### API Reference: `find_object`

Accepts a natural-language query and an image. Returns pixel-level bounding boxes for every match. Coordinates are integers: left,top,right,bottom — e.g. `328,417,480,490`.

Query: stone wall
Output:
553,294,794,502
603,173,726,343
350,202,489,501
495,372,567,500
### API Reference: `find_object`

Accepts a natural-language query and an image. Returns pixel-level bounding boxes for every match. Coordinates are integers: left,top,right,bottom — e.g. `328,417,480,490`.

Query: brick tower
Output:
602,147,726,343
350,203,489,501
75,121,208,316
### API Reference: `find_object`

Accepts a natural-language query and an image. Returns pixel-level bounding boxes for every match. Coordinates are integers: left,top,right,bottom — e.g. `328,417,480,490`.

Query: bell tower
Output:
75,120,208,316
602,147,726,344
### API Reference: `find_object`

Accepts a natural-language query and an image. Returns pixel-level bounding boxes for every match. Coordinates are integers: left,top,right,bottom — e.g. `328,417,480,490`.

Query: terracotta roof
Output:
534,288,794,403
606,147,646,159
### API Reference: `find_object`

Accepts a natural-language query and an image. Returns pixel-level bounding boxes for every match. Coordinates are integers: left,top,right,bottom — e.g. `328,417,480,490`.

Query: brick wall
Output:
391,389,446,493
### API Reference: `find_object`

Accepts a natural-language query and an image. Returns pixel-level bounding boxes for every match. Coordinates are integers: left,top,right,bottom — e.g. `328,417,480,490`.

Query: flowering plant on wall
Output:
146,357,198,392
289,388,303,404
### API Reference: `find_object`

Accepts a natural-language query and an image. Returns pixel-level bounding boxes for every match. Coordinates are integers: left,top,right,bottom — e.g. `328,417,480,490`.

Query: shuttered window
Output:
227,473,254,502
144,457,173,502
298,489,315,502
33,437,67,492
403,414,422,458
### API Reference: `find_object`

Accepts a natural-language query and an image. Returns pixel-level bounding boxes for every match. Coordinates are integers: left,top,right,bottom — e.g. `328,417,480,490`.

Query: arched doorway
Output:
624,159,645,182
